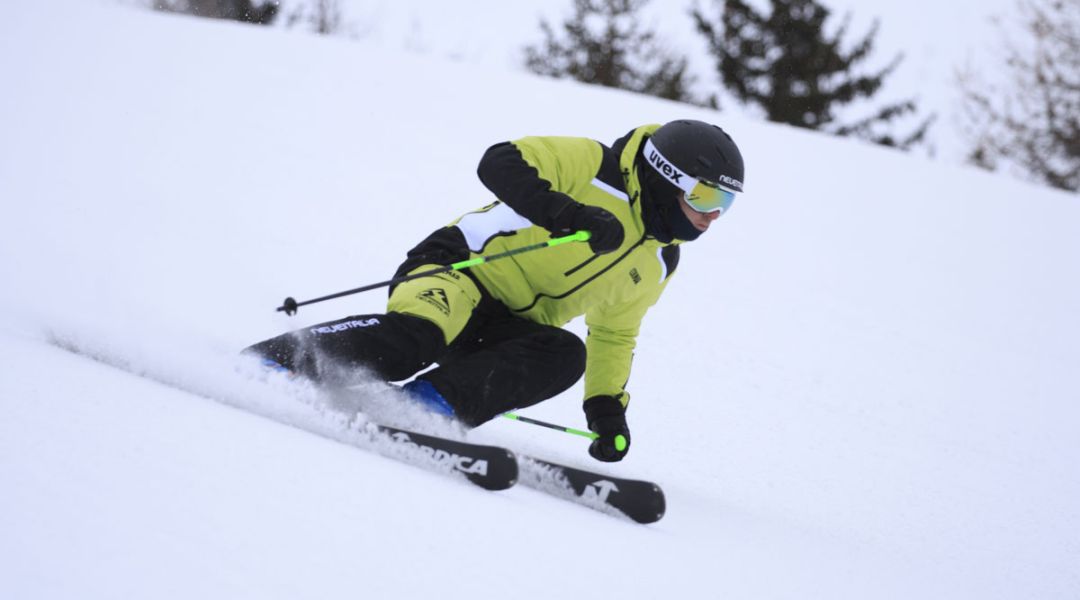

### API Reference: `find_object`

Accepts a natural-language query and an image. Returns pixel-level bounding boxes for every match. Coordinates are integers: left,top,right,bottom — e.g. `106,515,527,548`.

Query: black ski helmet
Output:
637,120,745,242
648,119,744,193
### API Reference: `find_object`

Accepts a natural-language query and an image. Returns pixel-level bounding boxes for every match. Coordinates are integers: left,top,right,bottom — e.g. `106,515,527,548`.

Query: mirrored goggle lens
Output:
686,180,736,214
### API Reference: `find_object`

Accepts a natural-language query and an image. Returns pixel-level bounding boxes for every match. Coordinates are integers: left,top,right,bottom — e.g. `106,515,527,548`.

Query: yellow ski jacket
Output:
453,124,679,404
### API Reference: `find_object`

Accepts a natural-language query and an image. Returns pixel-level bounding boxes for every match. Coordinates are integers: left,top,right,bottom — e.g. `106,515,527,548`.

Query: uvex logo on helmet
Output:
647,148,684,184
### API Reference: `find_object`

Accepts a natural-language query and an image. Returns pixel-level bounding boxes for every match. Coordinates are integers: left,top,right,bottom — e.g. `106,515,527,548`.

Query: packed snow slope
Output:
2,2,1078,599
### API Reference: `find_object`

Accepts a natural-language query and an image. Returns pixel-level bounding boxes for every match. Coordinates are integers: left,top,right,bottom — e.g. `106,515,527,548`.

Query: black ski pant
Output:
244,300,586,427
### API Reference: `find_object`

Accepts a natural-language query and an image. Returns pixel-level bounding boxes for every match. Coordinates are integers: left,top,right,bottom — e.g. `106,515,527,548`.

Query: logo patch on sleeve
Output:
418,288,451,315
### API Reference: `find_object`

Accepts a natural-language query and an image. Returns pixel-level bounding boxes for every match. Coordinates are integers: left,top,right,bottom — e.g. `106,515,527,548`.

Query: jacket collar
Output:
614,124,662,234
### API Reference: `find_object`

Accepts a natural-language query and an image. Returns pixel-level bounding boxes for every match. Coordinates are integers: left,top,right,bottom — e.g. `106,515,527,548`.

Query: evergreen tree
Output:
525,0,699,105
692,0,933,149
155,0,279,26
959,0,1080,192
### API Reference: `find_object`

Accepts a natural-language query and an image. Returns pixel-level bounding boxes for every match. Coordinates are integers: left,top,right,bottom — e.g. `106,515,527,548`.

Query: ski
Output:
46,337,519,492
48,337,665,510
517,455,666,524
362,423,518,491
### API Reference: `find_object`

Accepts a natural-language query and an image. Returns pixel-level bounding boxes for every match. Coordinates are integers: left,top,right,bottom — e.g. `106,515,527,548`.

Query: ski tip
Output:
627,485,666,524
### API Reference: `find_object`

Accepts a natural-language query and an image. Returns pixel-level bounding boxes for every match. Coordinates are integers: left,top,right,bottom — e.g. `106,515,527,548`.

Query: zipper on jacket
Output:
512,235,649,313
563,253,600,277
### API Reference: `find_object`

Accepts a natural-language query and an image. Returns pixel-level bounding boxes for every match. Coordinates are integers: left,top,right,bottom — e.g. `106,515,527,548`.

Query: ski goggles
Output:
644,138,740,215
684,179,737,214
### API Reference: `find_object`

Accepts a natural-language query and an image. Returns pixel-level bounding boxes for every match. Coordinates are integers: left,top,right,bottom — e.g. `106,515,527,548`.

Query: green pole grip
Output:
449,231,591,271
548,230,591,246
450,256,485,269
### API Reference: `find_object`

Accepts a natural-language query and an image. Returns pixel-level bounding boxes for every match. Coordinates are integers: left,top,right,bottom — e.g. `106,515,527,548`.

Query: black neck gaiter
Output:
638,158,703,243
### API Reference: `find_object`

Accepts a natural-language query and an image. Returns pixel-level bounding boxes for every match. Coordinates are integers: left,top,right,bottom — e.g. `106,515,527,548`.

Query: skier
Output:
244,119,745,462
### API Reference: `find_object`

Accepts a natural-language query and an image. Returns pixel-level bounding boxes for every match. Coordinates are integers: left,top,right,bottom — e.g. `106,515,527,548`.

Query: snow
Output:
2,1,1079,599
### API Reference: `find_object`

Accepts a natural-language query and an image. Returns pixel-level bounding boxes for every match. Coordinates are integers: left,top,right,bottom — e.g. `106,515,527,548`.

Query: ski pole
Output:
501,412,599,441
277,230,591,315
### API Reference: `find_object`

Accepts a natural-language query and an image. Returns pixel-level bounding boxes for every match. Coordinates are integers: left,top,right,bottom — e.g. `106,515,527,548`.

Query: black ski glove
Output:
550,203,625,255
584,395,631,462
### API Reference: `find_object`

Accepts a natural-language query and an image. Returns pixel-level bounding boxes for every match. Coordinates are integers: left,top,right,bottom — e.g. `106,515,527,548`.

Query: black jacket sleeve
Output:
476,142,577,231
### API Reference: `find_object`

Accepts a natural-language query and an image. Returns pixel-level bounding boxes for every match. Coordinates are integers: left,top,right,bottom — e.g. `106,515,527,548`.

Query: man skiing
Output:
245,119,745,462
